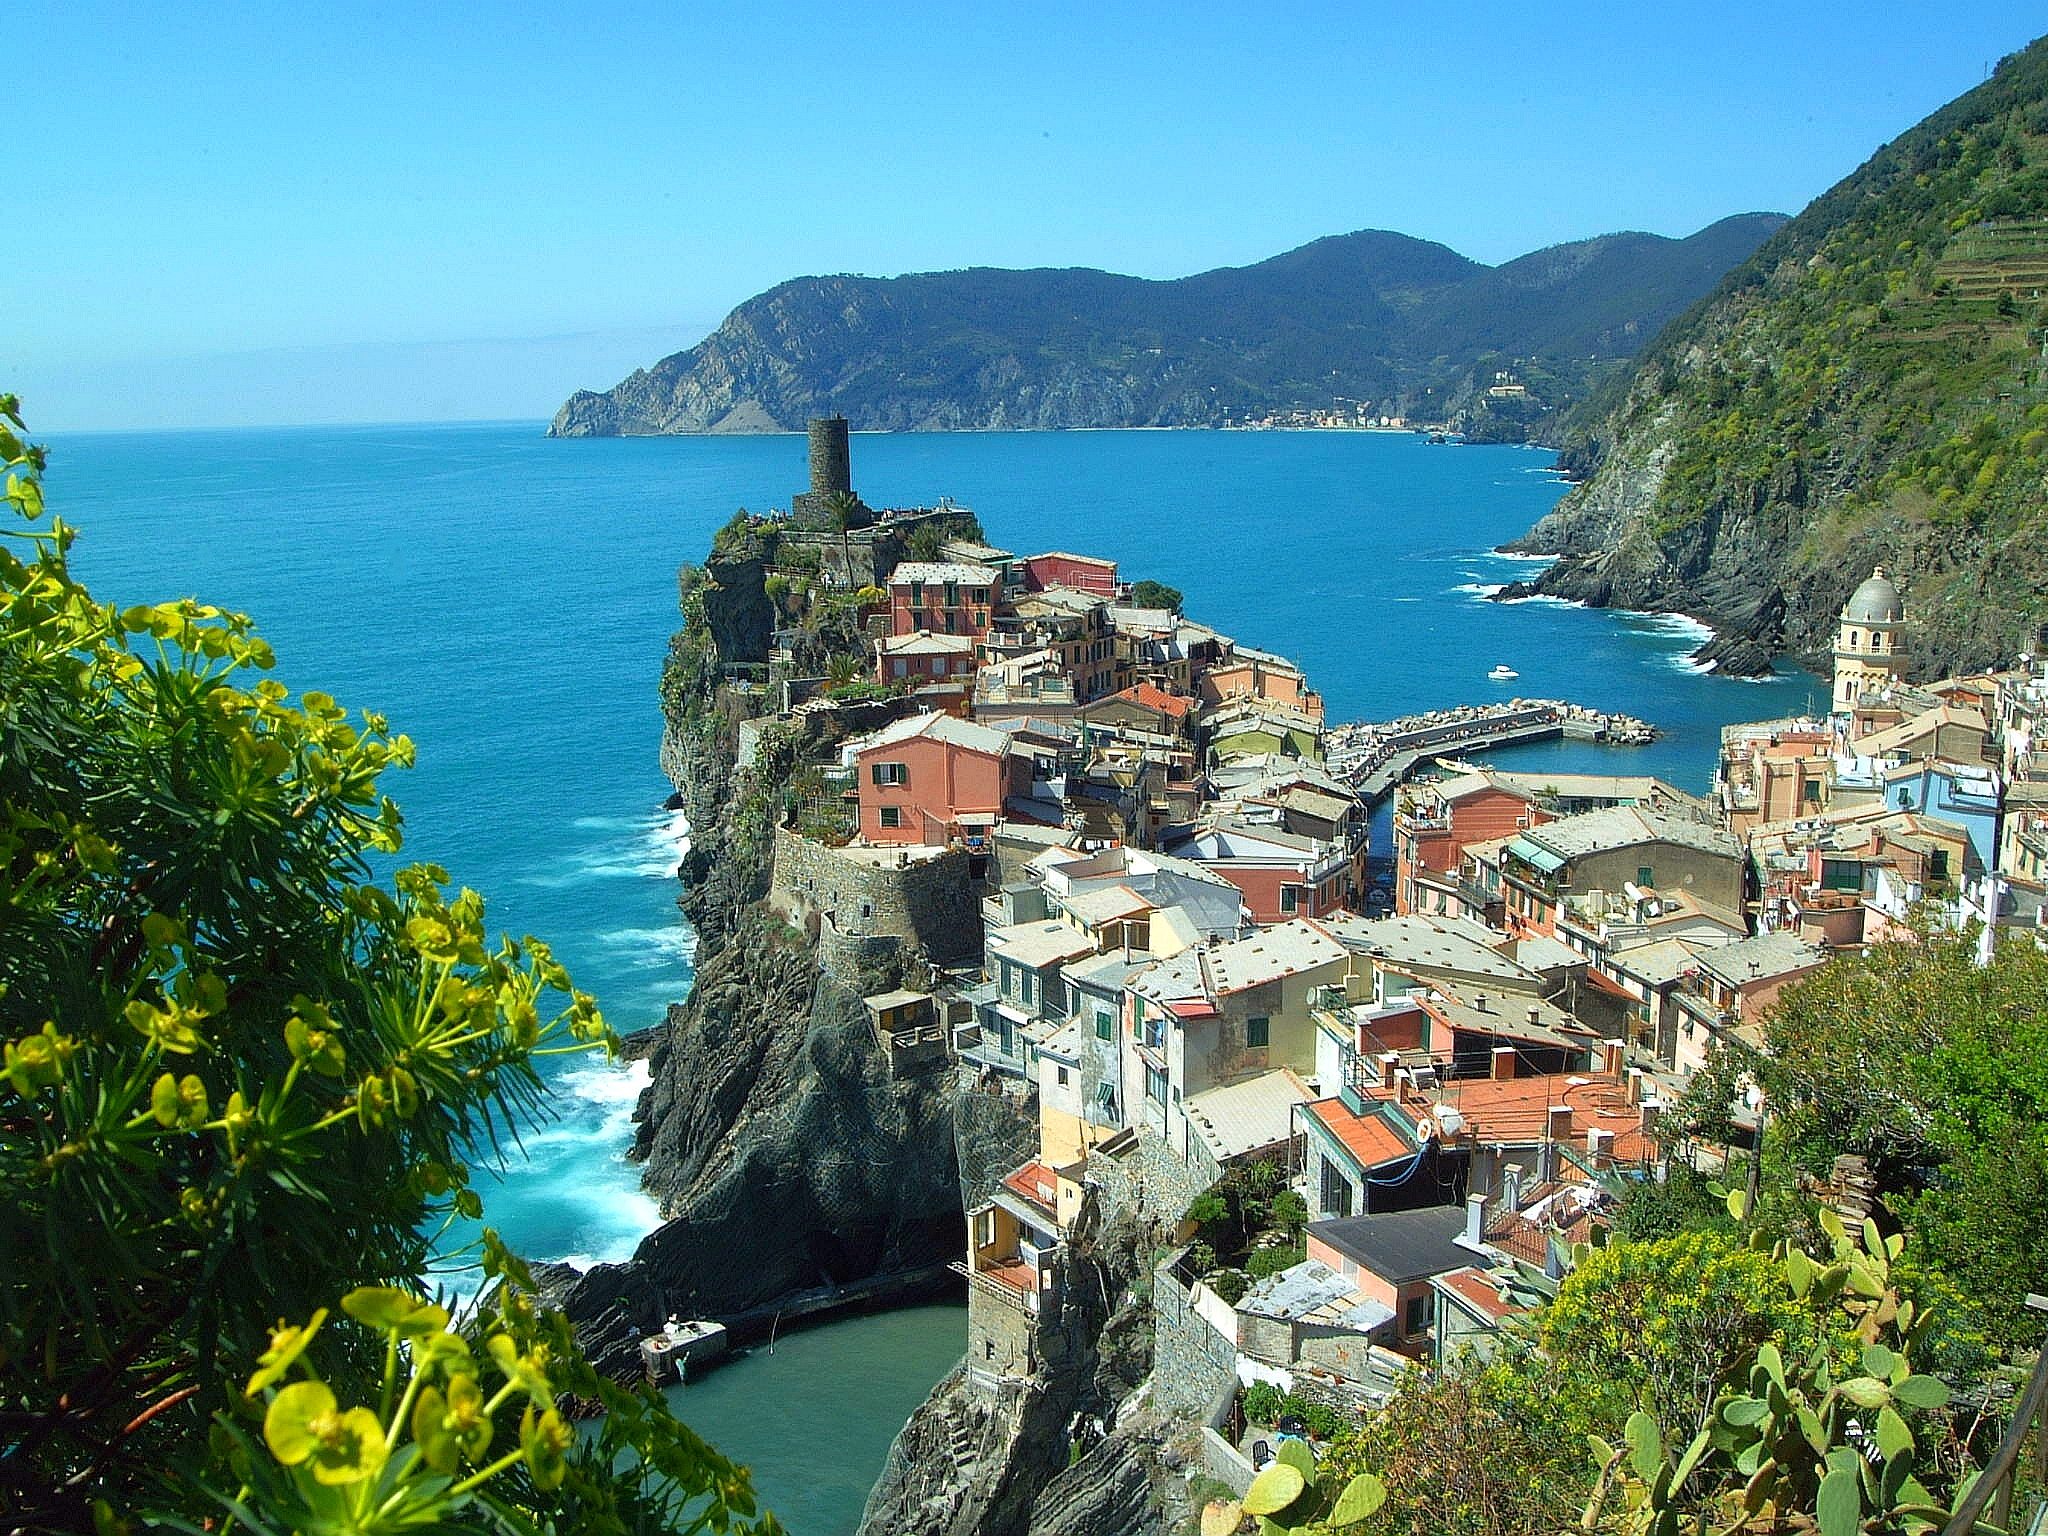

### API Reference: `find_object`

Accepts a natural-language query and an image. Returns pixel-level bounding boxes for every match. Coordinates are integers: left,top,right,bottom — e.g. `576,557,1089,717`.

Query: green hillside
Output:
1517,38,2048,678
548,217,1782,441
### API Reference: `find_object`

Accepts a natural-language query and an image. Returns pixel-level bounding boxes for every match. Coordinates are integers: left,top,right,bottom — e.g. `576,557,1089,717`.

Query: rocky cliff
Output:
549,218,1783,443
855,1205,1191,1536
1498,37,2048,679
555,507,1024,1375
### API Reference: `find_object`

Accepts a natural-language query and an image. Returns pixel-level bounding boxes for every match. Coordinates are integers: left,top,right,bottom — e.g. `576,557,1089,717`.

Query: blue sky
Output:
15,2,2042,429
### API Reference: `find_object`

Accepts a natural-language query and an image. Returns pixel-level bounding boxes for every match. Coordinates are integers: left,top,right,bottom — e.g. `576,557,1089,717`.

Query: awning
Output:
1506,836,1567,874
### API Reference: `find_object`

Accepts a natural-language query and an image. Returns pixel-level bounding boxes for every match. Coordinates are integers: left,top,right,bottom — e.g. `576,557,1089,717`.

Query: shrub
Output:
1208,1269,1250,1305
1186,1191,1229,1228
1247,1241,1306,1280
0,398,773,1534
1242,1380,1284,1426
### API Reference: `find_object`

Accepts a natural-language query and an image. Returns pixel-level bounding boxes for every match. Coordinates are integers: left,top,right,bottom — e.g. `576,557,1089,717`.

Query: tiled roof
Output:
1205,919,1350,994
855,711,1009,758
1694,932,1830,989
1183,1068,1316,1163
1100,682,1194,718
1302,1096,1417,1173
1436,1265,1527,1323
1518,804,1738,863
879,631,977,656
1001,1160,1061,1218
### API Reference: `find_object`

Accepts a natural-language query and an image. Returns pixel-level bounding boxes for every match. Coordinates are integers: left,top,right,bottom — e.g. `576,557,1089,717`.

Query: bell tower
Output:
1832,567,1907,713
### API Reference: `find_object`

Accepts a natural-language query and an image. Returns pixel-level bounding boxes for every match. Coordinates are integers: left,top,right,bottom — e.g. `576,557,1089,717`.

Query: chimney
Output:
1376,1052,1400,1093
1587,1127,1615,1170
1463,1191,1489,1247
1626,1066,1647,1105
1640,1100,1664,1138
1502,1163,1525,1212
1527,1003,1541,1027
1546,1104,1573,1142
1491,1046,1517,1081
1602,1038,1625,1077
1474,992,1488,1013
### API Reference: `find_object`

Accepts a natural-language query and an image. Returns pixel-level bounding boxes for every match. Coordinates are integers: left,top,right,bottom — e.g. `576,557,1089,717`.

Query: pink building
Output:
1019,551,1119,598
852,713,1028,845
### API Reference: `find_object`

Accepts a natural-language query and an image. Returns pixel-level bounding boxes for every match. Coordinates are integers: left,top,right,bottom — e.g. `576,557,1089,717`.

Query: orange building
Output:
852,712,1027,845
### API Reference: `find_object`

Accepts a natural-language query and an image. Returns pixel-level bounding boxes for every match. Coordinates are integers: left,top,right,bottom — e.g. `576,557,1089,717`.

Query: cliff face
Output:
548,218,1783,442
855,1212,1182,1536
1502,38,2048,679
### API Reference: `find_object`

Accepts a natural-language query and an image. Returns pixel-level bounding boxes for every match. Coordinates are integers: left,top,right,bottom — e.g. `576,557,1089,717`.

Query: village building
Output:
1671,930,1831,1073
1018,550,1120,599
1497,804,1744,940
886,561,999,640
850,712,1026,847
1077,681,1196,742
1198,646,1325,723
874,629,977,687
963,1159,1079,1377
1122,919,1359,1183
1306,1205,1475,1352
1163,817,1354,924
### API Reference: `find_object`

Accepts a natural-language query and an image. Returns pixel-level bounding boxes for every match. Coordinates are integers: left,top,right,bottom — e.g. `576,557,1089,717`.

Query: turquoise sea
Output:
53,422,1813,1532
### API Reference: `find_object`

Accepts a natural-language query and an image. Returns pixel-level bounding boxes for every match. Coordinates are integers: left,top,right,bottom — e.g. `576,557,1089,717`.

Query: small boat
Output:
1488,664,1519,682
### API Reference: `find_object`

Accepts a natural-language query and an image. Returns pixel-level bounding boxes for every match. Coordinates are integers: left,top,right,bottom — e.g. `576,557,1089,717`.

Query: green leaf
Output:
1200,1500,1244,1536
1861,1344,1897,1379
1817,1466,1862,1536
1330,1473,1387,1527
1243,1463,1305,1517
1786,1247,1815,1297
1892,1374,1951,1410
1876,1405,1914,1461
1626,1410,1663,1480
1671,1429,1712,1487
1276,1438,1316,1478
1722,1395,1770,1426
1758,1341,1787,1387
1726,1186,1750,1221
263,1380,334,1466
1838,1376,1891,1408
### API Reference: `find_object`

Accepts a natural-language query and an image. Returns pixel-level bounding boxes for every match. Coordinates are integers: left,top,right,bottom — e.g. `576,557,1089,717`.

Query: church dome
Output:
1844,568,1903,624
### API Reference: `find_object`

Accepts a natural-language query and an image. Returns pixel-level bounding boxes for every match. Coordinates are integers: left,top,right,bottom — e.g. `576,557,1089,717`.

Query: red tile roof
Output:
1002,1160,1061,1217
1303,1097,1417,1172
1106,682,1194,718
1437,1265,1527,1323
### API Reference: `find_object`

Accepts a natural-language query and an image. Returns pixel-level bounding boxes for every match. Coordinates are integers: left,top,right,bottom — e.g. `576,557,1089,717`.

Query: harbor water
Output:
54,422,1813,1531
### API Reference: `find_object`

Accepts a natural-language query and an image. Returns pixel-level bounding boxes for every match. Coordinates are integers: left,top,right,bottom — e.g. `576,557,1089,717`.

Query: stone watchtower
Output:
790,416,870,530
1832,567,1908,713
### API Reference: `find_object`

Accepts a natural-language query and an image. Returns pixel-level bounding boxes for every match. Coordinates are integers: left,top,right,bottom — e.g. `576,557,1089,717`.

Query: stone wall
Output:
768,826,983,978
1149,1246,1238,1420
1085,1129,1220,1233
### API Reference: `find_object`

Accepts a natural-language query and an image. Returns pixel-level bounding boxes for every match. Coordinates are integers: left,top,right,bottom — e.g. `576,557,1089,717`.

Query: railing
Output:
1941,1296,2048,1536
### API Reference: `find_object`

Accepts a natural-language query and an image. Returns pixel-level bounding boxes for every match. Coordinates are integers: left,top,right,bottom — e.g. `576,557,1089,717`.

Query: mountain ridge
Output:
548,214,1785,440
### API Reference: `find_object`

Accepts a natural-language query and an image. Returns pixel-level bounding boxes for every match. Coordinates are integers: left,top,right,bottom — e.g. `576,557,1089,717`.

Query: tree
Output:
1709,928,2048,1349
1130,578,1183,614
0,398,776,1534
822,489,865,588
